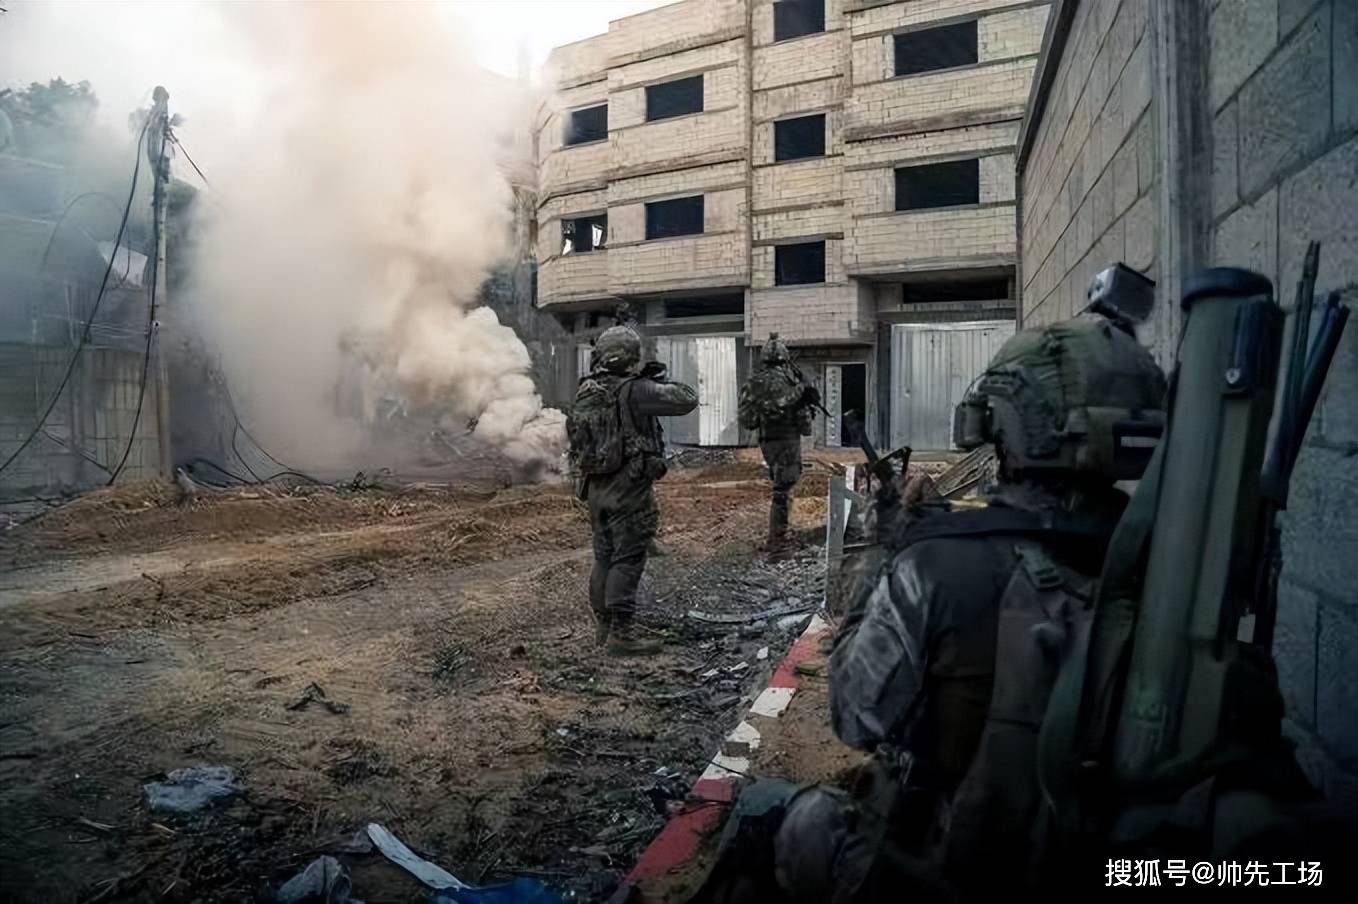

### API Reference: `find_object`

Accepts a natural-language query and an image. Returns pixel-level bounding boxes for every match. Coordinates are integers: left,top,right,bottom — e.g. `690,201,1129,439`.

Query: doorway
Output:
824,362,867,448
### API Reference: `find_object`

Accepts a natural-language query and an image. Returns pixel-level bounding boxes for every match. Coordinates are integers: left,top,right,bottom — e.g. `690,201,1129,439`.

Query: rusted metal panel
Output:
890,320,1014,450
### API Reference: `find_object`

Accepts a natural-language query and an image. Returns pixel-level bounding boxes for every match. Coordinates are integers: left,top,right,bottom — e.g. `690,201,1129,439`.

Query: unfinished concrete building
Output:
535,0,1050,449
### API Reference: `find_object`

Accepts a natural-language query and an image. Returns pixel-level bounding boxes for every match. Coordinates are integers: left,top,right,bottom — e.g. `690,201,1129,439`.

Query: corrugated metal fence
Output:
889,320,1014,450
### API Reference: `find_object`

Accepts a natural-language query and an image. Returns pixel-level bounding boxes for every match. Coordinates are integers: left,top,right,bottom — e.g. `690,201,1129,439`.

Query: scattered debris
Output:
276,855,362,904
287,682,351,715
756,647,769,661
685,601,811,625
430,879,563,904
726,662,749,674
143,765,241,813
366,823,465,890
325,828,375,855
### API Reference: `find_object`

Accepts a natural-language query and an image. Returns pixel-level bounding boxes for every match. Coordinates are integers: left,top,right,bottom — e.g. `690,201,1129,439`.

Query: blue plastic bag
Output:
429,879,562,904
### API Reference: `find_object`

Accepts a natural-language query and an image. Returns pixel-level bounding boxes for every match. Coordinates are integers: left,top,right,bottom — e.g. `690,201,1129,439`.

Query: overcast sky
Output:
1,0,675,167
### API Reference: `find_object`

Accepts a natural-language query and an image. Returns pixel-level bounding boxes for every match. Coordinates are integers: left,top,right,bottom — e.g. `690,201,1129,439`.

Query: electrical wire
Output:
0,114,153,480
106,119,168,484
168,132,209,187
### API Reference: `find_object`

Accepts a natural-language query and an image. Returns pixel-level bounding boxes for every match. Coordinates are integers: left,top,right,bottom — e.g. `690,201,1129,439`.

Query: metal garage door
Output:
889,320,1015,450
654,336,740,446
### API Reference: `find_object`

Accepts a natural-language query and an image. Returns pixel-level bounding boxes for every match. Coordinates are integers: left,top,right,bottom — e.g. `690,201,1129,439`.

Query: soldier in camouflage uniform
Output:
569,326,698,656
739,335,818,553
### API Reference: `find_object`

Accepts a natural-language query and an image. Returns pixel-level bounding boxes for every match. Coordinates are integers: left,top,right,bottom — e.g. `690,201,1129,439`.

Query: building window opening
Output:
562,214,607,255
774,113,826,161
894,20,978,77
775,240,826,285
565,104,607,146
901,276,1010,303
645,195,704,239
774,0,825,42
663,295,744,318
895,158,979,211
646,75,704,122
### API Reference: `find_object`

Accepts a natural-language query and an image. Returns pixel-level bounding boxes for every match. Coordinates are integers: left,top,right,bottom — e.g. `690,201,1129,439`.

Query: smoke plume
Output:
185,3,565,476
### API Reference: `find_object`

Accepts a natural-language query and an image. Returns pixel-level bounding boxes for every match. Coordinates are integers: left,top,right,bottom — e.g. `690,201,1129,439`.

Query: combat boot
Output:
606,621,661,656
594,613,611,647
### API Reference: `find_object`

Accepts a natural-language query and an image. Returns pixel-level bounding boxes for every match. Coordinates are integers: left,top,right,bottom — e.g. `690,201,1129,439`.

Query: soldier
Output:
567,325,697,656
738,335,818,554
688,311,1170,904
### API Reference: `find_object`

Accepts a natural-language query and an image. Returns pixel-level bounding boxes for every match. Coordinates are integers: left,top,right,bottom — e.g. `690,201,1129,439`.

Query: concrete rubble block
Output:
1280,444,1358,607
1237,5,1330,198
1316,599,1358,757
1273,580,1319,727
1209,0,1279,111
1213,186,1278,287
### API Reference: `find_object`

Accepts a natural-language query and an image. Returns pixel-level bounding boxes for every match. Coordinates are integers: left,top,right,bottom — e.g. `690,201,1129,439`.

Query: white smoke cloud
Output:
182,2,566,474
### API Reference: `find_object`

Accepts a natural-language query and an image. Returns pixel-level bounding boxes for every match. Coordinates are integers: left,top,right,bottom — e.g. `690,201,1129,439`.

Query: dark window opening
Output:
774,0,825,42
565,104,607,145
895,158,979,211
646,75,704,121
562,214,607,255
894,20,978,76
646,196,704,239
839,363,867,446
774,114,826,161
775,240,826,286
663,296,744,318
901,276,1011,304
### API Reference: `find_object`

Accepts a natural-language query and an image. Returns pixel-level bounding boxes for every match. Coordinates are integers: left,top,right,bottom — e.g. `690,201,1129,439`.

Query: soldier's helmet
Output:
953,314,1168,481
762,333,790,364
594,325,642,375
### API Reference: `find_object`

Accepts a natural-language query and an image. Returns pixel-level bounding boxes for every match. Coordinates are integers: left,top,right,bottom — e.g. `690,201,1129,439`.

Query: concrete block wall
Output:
0,343,160,497
846,202,1015,274
608,0,747,66
846,56,1038,139
1020,0,1153,328
1204,0,1358,805
607,232,750,293
748,282,871,343
538,252,611,304
1020,0,1358,804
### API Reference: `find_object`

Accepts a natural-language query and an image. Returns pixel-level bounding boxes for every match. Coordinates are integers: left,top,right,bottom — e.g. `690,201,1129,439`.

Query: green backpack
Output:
567,375,634,478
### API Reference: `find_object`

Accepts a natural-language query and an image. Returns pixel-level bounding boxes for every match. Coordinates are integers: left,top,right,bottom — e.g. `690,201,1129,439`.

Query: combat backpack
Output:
739,366,805,432
566,374,636,479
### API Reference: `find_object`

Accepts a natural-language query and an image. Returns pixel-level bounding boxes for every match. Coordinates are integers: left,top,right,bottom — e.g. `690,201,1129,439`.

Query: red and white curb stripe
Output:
608,612,833,903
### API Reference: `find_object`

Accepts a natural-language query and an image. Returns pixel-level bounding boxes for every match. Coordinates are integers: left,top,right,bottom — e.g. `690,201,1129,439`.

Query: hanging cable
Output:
0,114,153,479
168,132,209,187
107,116,169,484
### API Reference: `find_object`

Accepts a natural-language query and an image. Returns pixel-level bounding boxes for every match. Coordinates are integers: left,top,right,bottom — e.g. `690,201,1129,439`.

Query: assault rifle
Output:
1039,244,1351,864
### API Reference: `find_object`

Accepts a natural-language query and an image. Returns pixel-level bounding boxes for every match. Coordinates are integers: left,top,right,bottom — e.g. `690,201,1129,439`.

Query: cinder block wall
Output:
1207,0,1358,807
0,343,160,498
1019,0,1358,805
1020,0,1154,328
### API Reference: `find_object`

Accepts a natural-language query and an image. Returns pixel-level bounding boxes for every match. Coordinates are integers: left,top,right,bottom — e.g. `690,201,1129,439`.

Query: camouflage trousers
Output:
587,479,659,627
760,436,802,546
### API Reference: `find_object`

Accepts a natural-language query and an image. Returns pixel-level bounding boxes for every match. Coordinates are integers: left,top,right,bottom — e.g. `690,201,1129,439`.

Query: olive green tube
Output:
1112,269,1282,784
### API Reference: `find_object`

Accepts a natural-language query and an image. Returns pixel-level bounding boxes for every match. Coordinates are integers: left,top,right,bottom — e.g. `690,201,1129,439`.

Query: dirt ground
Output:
0,460,831,904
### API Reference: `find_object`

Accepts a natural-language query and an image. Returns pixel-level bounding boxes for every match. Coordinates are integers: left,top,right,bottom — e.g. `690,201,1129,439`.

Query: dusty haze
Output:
183,3,566,475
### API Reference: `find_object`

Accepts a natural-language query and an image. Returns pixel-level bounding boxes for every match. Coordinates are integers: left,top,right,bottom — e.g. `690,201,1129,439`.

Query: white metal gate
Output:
890,320,1015,450
654,336,740,446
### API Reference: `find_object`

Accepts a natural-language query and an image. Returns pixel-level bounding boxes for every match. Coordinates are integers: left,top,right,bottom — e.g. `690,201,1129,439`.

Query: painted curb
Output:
607,612,833,903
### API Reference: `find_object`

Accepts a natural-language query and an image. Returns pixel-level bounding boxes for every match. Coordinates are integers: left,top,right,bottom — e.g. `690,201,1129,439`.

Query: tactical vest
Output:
739,364,810,437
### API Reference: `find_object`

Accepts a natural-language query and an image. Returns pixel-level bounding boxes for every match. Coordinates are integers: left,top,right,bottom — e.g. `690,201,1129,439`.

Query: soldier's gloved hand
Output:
640,361,667,380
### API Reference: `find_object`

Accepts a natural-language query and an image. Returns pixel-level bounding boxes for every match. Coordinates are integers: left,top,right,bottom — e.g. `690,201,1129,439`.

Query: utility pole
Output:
147,86,173,479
